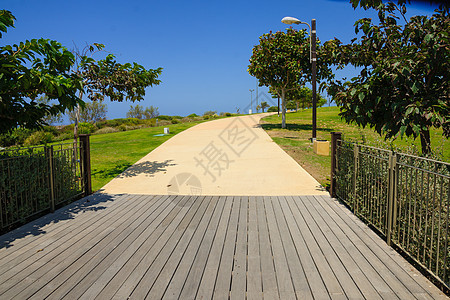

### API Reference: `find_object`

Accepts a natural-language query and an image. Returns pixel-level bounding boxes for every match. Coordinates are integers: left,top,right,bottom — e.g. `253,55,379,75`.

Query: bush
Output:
0,128,33,147
23,131,54,146
157,115,173,121
94,127,119,135
78,123,96,134
203,115,210,120
203,110,217,116
225,112,232,117
268,106,278,112
171,119,179,124
54,132,73,142
118,124,128,131
187,113,199,118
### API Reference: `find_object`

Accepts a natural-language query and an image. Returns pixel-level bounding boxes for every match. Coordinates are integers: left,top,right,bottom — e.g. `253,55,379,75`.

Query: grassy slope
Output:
88,121,204,191
261,106,449,189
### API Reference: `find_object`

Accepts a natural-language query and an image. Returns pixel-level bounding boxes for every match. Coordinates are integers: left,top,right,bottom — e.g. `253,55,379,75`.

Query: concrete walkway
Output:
101,113,327,196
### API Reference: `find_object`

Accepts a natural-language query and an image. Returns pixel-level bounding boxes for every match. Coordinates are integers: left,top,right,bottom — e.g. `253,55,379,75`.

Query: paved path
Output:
101,114,327,195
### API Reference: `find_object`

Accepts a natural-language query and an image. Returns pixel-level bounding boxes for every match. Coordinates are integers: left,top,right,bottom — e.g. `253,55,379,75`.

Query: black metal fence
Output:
0,135,91,232
330,132,449,291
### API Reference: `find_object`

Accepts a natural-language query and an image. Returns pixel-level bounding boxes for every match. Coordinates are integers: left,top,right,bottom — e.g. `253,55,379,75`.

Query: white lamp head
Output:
281,16,301,25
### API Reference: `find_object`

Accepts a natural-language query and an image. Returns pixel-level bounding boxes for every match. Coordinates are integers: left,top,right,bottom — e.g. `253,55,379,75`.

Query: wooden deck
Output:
0,194,446,299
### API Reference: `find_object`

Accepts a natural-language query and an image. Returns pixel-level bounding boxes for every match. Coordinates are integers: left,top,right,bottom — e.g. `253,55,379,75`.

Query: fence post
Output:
353,143,359,212
46,146,55,212
387,151,397,246
79,134,92,196
330,132,342,198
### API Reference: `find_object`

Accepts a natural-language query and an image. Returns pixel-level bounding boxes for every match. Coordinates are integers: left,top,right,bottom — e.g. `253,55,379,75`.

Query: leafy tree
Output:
0,10,163,135
260,101,270,112
36,96,64,125
126,104,145,119
248,28,332,128
324,1,449,154
0,10,83,134
68,101,107,123
144,105,159,119
269,85,326,111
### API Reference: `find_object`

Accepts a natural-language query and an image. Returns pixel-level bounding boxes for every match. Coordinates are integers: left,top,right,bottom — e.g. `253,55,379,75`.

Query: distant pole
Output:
256,81,259,112
311,19,317,139
249,89,254,114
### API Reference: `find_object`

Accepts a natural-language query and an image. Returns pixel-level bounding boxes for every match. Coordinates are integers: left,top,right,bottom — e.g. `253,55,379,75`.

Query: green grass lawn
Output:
87,121,204,191
261,106,449,189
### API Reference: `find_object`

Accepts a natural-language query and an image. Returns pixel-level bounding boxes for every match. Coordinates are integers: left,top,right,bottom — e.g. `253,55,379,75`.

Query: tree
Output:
324,1,449,154
127,104,145,119
260,101,270,112
0,10,163,135
0,10,83,134
269,85,327,111
68,101,107,123
36,96,64,125
248,28,332,128
144,106,159,119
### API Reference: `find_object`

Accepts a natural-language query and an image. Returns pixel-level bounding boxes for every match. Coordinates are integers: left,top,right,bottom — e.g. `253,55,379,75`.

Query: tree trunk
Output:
281,88,286,129
420,129,431,155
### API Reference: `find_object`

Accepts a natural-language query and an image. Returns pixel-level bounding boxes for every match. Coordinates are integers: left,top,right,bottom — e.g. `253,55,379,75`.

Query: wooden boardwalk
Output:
0,193,446,299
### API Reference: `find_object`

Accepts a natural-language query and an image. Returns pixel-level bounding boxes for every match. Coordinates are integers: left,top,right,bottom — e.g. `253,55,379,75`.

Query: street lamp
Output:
249,89,254,114
282,16,317,140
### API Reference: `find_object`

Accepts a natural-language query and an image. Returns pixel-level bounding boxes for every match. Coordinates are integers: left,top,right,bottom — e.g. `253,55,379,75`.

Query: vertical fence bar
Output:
330,132,342,198
79,134,92,196
353,143,359,212
387,151,396,246
47,146,55,212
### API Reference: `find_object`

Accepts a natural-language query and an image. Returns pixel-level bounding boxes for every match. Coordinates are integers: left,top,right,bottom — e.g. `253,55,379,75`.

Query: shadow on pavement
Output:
0,193,118,249
261,123,333,132
117,160,177,178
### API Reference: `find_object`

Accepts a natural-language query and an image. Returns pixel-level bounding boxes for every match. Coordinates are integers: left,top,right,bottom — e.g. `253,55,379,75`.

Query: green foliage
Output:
323,3,449,154
171,119,179,124
0,128,33,147
157,115,173,120
188,113,199,118
260,101,270,112
78,122,95,134
203,110,217,116
248,28,333,128
267,106,278,112
23,131,54,146
0,10,83,134
67,101,107,123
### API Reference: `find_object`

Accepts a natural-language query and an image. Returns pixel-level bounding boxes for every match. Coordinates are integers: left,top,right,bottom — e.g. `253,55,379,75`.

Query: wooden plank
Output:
177,196,226,299
285,195,347,299
271,196,313,299
246,196,263,300
131,195,216,299
0,193,125,261
303,195,383,299
0,193,130,271
106,195,207,299
229,195,248,300
317,195,444,299
10,194,161,299
48,195,174,299
277,196,330,300
294,195,364,299
304,195,398,299
263,196,296,300
151,195,218,299
195,196,234,299
0,194,150,298
213,196,241,300
256,196,279,300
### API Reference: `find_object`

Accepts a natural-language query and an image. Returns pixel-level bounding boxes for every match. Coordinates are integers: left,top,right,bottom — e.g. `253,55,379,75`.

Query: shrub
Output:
203,110,217,116
0,128,33,147
78,123,96,134
203,115,210,120
94,127,119,135
157,115,173,121
54,132,73,142
225,112,232,117
118,124,128,131
23,131,54,146
268,106,278,112
171,119,179,124
188,113,199,118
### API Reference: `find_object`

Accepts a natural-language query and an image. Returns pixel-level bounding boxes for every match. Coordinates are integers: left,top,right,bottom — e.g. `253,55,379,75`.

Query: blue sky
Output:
2,0,438,121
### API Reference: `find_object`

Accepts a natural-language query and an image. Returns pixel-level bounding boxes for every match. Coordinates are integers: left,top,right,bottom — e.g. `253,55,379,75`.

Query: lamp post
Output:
282,16,317,140
249,89,254,114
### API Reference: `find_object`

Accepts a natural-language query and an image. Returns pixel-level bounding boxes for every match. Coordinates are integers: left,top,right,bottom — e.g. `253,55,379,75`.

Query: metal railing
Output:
330,133,449,290
0,136,91,232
